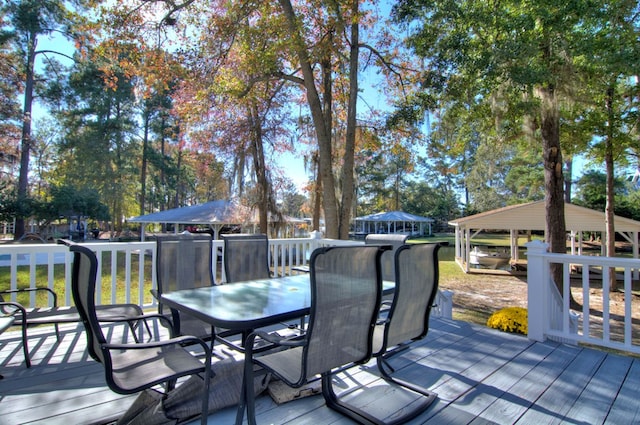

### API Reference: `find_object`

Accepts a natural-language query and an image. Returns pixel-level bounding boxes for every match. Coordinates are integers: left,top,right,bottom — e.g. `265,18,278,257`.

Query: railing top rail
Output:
527,250,640,267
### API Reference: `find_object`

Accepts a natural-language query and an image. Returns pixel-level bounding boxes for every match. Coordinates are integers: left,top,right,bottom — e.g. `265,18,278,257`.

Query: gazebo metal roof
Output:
354,210,434,236
355,211,434,223
129,200,247,225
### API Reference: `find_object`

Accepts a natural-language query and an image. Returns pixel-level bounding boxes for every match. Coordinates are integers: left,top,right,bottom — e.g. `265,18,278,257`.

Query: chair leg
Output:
321,372,379,425
234,354,251,425
127,321,140,343
322,367,437,425
21,321,31,368
376,356,438,399
200,359,211,425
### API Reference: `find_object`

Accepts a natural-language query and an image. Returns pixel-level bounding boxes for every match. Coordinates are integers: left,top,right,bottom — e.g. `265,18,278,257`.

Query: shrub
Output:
487,307,528,335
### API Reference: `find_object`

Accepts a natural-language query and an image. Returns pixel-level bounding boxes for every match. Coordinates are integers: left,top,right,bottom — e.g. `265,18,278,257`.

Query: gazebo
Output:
129,200,307,239
448,200,640,273
129,200,250,240
354,211,434,237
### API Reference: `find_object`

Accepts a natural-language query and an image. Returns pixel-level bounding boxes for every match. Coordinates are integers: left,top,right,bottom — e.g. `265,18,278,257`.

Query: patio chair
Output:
0,240,152,369
371,242,441,414
221,233,270,283
364,233,409,282
154,233,216,343
69,243,212,425
219,233,287,347
235,245,386,425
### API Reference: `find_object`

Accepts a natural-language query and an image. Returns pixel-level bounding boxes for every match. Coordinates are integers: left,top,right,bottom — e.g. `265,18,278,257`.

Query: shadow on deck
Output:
1,318,639,425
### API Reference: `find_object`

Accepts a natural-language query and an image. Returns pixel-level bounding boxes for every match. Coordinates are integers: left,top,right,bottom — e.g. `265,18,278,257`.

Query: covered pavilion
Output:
129,200,249,240
354,211,434,237
129,200,307,239
448,200,640,274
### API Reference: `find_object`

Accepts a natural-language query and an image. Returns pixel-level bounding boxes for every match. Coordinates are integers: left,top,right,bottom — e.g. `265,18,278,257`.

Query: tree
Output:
392,0,635,298
402,180,460,228
53,46,140,231
573,2,640,289
4,0,94,239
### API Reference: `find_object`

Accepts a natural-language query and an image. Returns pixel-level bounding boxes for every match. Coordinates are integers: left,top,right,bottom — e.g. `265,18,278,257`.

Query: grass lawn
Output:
2,234,526,329
0,252,155,307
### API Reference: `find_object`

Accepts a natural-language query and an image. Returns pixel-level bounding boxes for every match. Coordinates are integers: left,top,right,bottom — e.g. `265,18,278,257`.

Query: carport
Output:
448,201,640,274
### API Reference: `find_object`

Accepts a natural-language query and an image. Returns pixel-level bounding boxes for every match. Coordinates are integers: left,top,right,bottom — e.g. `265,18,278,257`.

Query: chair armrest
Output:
247,330,306,350
103,334,210,352
0,288,59,306
0,301,27,318
98,312,176,337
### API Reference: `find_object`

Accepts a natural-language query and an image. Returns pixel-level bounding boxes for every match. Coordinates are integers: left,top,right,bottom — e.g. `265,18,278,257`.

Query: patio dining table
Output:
160,274,395,336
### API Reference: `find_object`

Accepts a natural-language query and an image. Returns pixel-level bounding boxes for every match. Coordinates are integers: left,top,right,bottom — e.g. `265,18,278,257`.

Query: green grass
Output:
0,252,155,307
1,236,510,328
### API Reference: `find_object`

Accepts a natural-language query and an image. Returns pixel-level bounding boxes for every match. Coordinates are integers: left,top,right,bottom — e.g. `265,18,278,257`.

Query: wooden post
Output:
526,240,548,342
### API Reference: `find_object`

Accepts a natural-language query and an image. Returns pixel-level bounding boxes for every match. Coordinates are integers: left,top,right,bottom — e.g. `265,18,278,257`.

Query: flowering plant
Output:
486,307,528,335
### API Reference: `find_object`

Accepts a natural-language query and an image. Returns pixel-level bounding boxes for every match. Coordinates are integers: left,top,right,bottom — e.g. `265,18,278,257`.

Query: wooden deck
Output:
1,317,639,425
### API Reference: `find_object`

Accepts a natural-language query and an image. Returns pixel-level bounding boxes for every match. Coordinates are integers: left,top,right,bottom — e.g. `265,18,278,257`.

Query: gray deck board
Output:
1,318,639,425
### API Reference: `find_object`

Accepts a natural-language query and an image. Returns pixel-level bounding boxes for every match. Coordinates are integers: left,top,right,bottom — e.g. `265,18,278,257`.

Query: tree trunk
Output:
278,0,339,238
249,106,269,235
312,152,322,232
140,109,150,235
338,0,359,239
539,84,569,299
605,86,617,291
564,156,572,203
15,31,37,240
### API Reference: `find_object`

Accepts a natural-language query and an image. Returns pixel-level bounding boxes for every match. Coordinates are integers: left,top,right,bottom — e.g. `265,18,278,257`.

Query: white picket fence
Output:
0,236,453,319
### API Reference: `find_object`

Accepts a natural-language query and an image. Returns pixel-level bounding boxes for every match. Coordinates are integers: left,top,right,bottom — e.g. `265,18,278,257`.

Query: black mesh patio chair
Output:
364,234,409,282
370,242,441,416
220,233,287,347
154,233,216,343
221,233,271,283
235,245,385,425
70,243,212,425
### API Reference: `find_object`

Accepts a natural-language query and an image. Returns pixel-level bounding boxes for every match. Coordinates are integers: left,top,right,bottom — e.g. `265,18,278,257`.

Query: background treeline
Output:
1,1,640,238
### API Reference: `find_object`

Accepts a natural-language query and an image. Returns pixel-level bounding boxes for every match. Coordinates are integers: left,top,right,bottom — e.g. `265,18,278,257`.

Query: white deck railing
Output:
527,240,640,355
0,236,452,319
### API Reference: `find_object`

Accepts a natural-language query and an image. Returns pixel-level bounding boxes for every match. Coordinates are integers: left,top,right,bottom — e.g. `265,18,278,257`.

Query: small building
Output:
448,200,640,274
354,211,434,237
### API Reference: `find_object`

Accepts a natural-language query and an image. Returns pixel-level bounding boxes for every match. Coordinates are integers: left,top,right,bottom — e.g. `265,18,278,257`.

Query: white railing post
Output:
526,240,548,342
309,230,322,255
436,289,453,320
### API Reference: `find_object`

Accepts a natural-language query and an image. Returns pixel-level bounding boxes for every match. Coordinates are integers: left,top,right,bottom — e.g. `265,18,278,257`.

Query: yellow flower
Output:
487,307,528,335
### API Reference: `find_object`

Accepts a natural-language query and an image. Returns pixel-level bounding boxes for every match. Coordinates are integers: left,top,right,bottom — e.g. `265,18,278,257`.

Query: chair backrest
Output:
156,233,215,299
221,233,270,283
381,243,440,350
304,245,383,378
69,243,107,364
155,233,214,339
365,234,409,281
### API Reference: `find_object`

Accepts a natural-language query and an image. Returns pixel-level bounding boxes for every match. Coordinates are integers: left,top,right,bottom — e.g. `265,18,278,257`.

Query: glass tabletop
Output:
160,274,312,330
160,274,395,331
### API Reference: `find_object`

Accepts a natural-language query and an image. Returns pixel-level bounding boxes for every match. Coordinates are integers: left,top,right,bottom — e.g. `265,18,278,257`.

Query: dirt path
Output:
438,263,528,324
